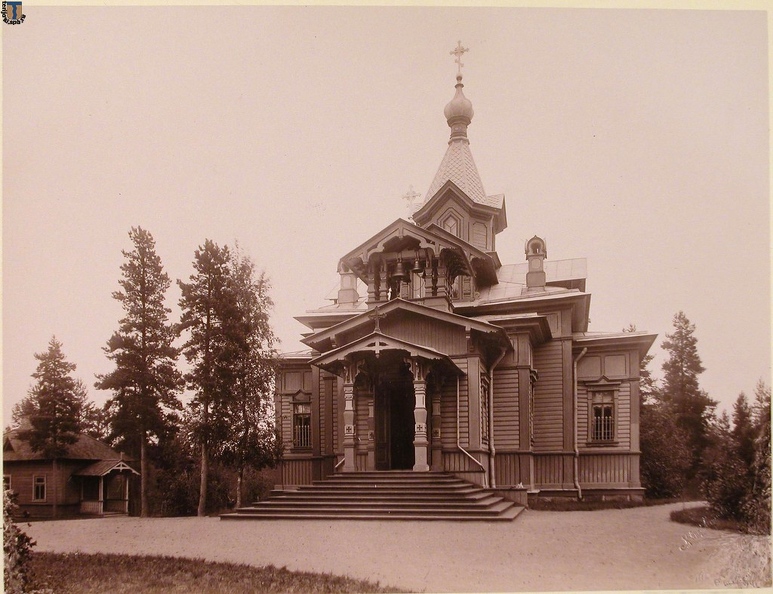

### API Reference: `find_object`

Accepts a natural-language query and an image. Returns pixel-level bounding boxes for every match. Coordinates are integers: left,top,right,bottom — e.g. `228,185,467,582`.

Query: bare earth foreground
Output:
25,502,770,592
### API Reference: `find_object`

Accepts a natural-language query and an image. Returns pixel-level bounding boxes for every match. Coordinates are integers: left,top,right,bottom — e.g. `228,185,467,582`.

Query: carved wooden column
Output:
407,358,430,471
343,360,357,472
367,395,375,470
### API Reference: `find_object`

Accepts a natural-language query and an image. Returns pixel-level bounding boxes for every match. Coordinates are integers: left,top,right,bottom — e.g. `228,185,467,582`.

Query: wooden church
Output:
271,49,656,509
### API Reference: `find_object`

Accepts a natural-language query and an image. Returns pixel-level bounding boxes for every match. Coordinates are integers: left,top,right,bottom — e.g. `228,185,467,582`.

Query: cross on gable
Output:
450,40,469,76
402,185,421,217
368,306,388,332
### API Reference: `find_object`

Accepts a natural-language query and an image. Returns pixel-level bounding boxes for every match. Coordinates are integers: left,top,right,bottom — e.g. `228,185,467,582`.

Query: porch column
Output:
343,361,357,472
408,358,429,472
98,476,104,516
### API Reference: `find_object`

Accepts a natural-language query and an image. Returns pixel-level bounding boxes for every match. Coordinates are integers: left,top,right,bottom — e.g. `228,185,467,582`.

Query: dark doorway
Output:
375,363,415,470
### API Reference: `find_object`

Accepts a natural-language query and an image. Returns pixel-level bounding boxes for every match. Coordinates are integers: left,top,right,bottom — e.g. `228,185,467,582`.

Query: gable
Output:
302,298,510,356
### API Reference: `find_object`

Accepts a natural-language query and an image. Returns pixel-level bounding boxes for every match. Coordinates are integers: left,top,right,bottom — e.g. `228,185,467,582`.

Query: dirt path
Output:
23,503,770,592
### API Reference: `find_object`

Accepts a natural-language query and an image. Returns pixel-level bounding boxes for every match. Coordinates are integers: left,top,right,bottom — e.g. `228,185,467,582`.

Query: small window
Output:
293,403,311,448
590,391,615,442
33,476,46,501
3,475,11,492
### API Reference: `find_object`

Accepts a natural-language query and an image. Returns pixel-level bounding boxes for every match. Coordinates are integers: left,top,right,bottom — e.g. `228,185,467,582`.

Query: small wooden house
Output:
274,70,656,503
3,428,138,518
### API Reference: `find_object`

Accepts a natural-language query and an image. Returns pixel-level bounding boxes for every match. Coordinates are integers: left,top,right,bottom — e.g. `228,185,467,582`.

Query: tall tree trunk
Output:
236,466,243,509
140,432,148,517
198,441,208,517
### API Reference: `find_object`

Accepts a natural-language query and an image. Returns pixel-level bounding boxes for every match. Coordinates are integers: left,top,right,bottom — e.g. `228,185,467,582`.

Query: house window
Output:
33,476,46,501
590,390,615,442
293,403,311,448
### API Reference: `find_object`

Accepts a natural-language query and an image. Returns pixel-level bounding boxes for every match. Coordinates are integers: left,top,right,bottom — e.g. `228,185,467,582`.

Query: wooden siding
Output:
381,315,466,354
332,377,341,453
493,452,529,487
355,392,370,458
279,396,293,451
319,376,327,454
492,367,519,449
533,453,572,488
281,459,313,486
471,221,487,250
356,452,368,471
442,450,487,486
5,460,82,506
440,360,469,447
578,453,633,486
532,341,565,451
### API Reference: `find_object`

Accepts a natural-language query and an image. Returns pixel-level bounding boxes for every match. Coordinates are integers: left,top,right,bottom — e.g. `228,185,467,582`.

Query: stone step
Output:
238,495,504,511
222,472,523,522
263,490,493,503
279,485,483,496
226,500,519,519
222,507,523,522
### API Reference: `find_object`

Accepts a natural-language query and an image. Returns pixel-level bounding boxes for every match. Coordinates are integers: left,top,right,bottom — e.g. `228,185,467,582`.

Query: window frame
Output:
32,475,46,502
585,383,619,446
292,402,312,450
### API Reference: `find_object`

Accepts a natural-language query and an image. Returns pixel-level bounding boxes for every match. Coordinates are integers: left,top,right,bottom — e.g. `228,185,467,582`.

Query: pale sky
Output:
3,5,770,427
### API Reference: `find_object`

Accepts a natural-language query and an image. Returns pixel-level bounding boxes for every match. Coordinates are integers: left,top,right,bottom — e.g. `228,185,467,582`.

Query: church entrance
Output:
374,364,415,470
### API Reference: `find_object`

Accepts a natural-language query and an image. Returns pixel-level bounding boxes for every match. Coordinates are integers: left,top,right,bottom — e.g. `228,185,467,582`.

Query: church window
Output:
440,210,462,238
33,476,46,501
293,403,312,448
590,390,616,442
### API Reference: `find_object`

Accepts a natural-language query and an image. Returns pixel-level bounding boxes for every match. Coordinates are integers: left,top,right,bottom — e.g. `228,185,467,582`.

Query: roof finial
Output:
450,41,469,77
402,185,421,220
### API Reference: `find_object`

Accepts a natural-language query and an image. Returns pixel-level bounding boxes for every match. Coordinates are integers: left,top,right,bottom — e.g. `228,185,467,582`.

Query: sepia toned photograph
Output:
3,3,770,592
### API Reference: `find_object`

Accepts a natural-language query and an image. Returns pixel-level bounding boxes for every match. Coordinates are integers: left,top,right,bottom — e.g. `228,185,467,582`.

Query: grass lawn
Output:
28,552,404,593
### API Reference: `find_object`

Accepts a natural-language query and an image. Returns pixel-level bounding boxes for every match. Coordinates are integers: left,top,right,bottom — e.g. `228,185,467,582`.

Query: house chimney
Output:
337,271,359,307
525,236,547,291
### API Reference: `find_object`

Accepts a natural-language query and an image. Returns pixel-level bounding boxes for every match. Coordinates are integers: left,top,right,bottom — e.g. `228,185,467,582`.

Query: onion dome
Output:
443,74,474,140
424,73,486,203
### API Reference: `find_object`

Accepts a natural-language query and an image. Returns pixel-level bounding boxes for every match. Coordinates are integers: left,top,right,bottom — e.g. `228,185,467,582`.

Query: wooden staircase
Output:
220,471,523,521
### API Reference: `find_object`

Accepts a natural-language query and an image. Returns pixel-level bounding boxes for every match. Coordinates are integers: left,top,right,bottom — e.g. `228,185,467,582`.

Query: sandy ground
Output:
24,503,771,593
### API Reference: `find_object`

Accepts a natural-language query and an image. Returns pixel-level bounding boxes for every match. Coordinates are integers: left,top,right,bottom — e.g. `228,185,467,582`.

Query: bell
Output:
411,258,423,275
392,261,410,282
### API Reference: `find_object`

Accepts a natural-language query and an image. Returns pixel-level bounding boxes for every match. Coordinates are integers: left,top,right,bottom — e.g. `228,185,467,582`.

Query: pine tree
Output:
732,392,756,469
19,337,84,517
660,311,717,476
178,239,244,516
220,248,280,508
745,381,771,533
95,227,182,517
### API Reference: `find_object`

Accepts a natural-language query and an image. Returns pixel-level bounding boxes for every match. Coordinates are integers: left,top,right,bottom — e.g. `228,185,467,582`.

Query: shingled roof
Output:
3,428,123,462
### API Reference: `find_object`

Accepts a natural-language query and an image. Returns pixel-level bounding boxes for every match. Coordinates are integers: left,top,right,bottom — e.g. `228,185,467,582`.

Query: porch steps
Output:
221,471,523,521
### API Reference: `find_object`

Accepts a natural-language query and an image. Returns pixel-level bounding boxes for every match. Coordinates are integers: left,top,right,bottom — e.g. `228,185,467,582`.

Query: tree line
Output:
11,227,280,517
636,311,770,534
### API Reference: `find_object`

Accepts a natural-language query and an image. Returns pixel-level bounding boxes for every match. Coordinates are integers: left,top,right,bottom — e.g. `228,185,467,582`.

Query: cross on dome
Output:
450,41,469,76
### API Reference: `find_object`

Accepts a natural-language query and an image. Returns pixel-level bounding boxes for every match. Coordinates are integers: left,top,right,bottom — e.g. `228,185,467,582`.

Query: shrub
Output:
3,488,35,594
640,400,691,498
